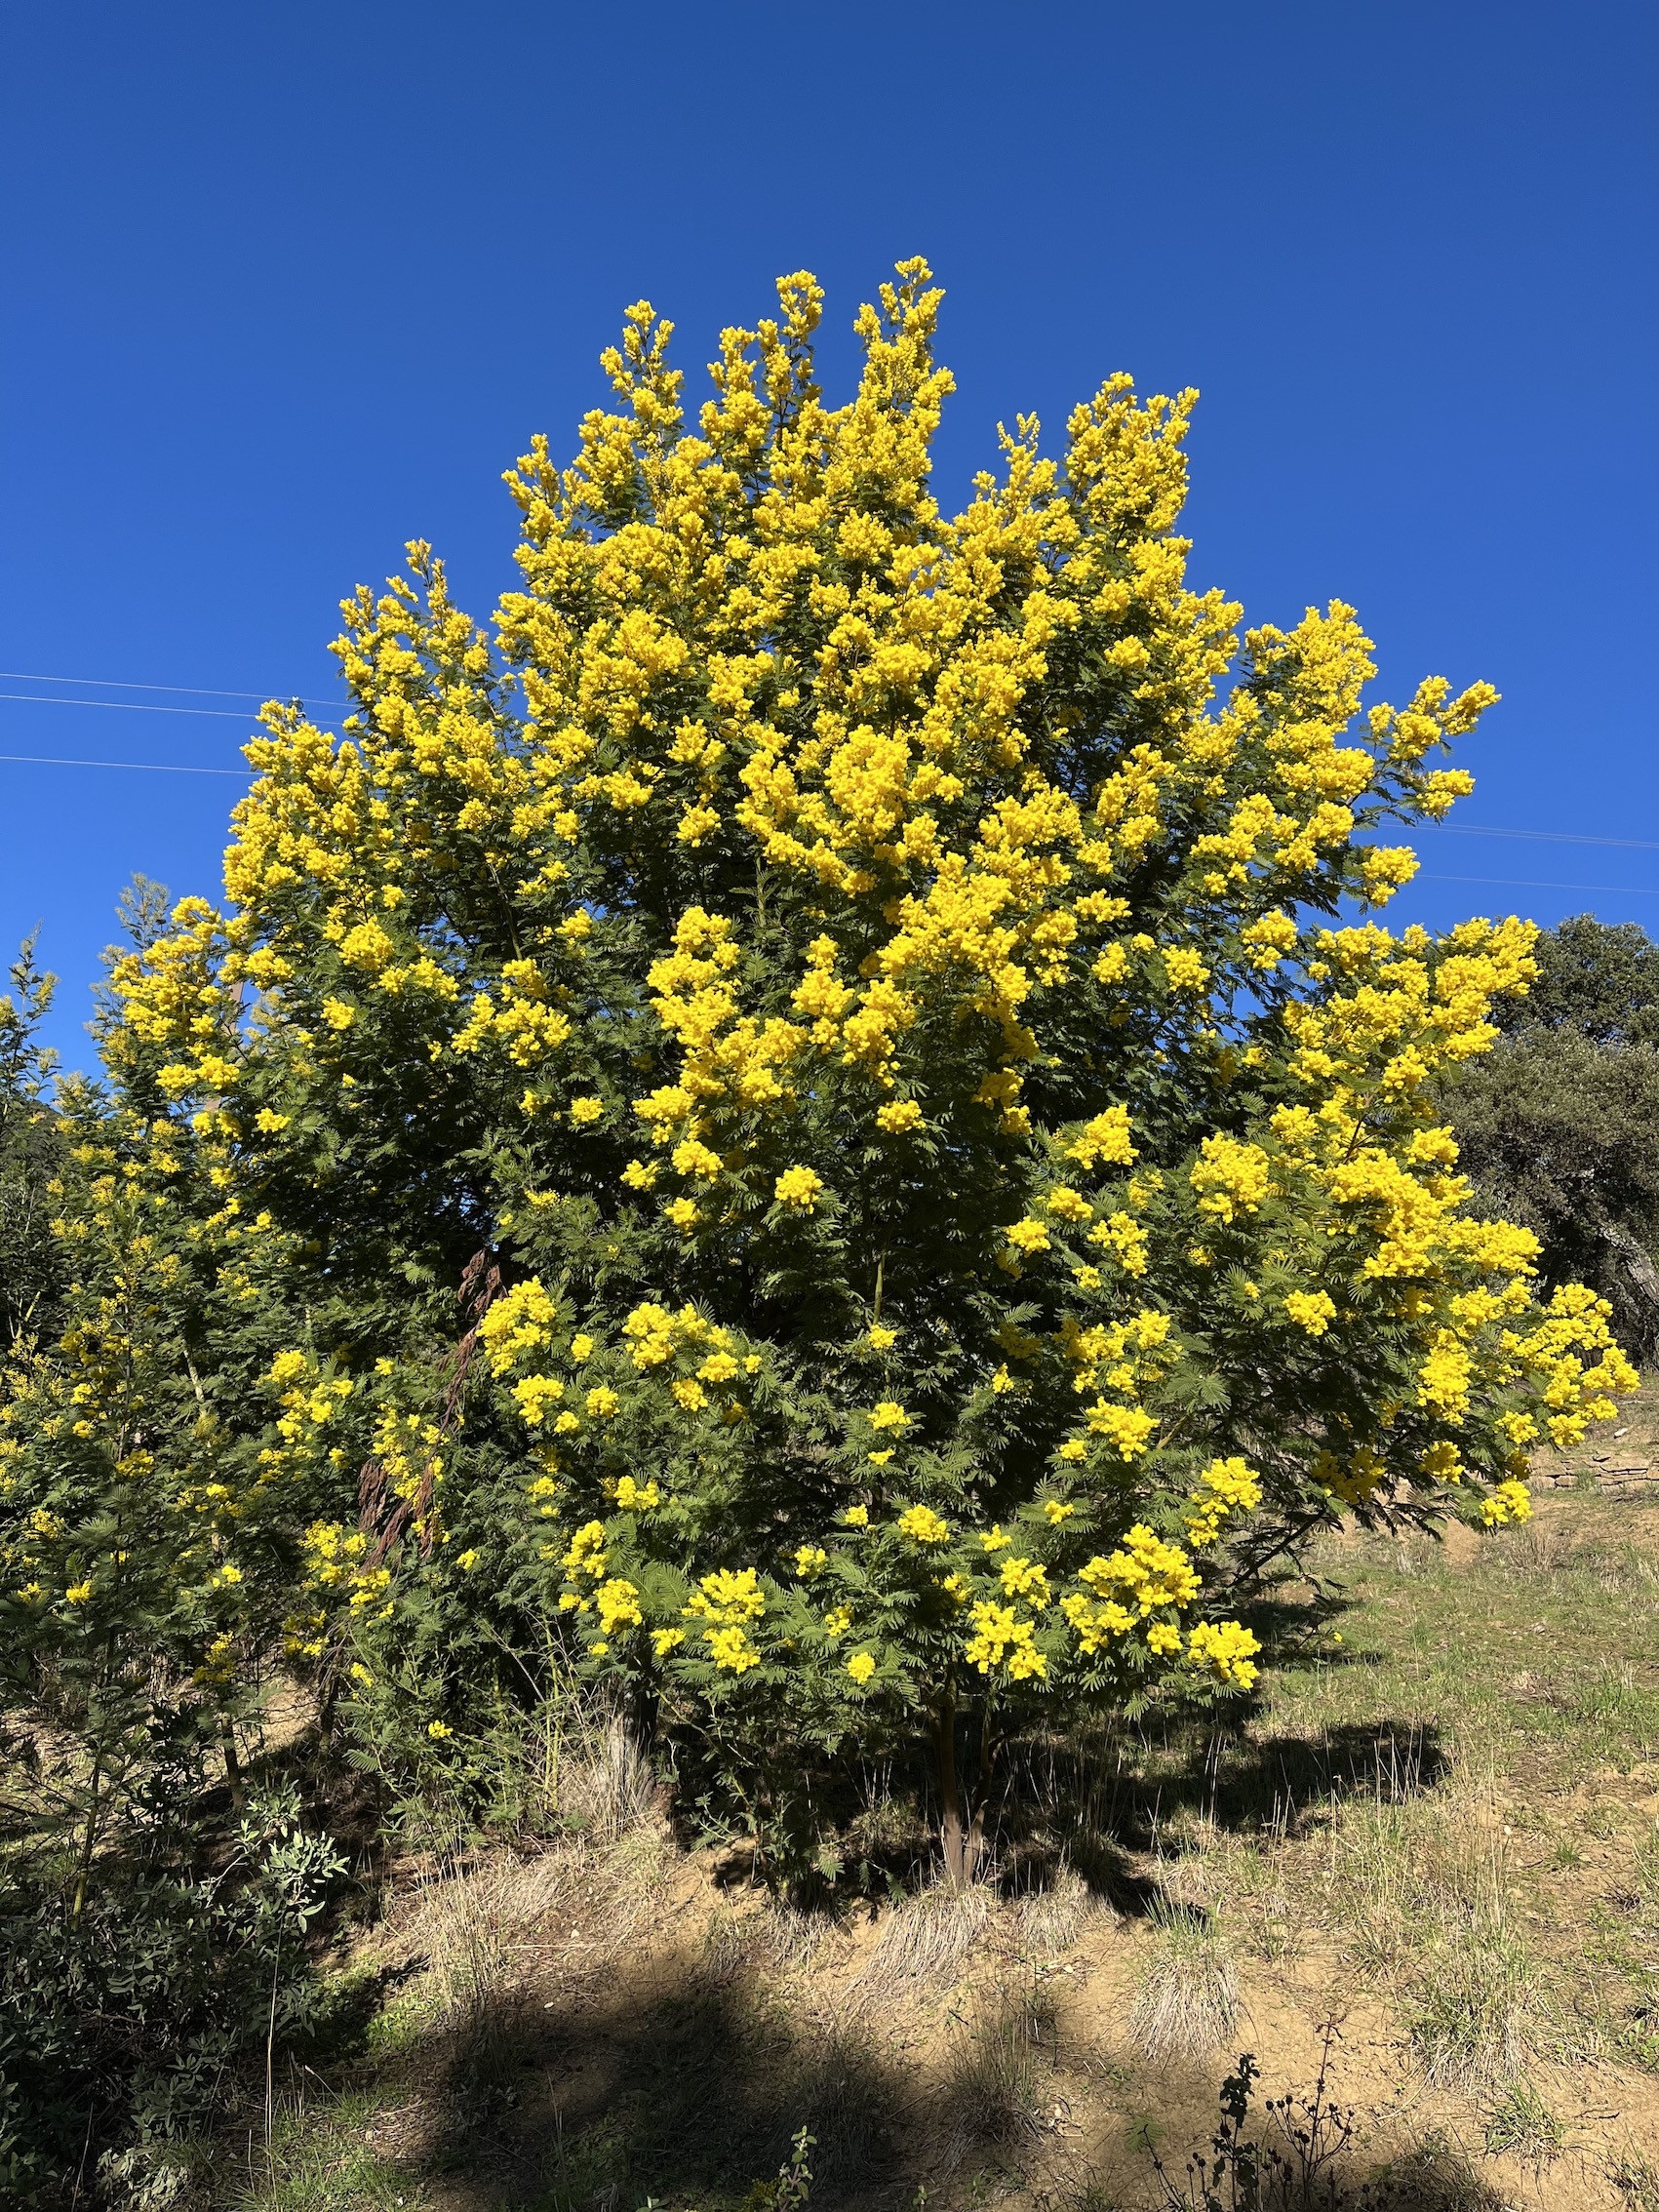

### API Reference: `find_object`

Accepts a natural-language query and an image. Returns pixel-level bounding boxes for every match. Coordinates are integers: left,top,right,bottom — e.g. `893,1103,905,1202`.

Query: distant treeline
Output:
1442,913,1659,1360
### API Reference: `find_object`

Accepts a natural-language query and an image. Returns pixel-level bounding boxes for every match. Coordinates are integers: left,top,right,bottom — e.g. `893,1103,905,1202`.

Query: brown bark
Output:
1593,1206,1659,1319
70,1747,102,1923
932,1687,995,1889
222,1718,246,1811
933,1694,969,1888
357,1247,504,1571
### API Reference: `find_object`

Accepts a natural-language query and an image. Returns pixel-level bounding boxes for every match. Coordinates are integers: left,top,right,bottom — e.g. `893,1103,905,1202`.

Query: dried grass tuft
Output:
757,1897,834,1972
1404,1924,1534,2091
856,1876,995,1998
408,1850,576,2083
560,1713,657,1842
699,1904,753,1987
697,1895,835,1991
1481,2079,1568,2172
1497,1518,1570,1576
944,1979,1055,2155
1127,1903,1240,2063
1333,1775,1540,2090
1612,2149,1659,2211
1381,2127,1512,2210
405,1825,657,2078
1015,1867,1104,1960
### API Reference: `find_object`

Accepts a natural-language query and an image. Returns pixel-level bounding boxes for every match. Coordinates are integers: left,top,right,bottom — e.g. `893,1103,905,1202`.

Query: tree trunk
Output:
1593,1205,1659,1320
933,1692,971,1889
222,1717,246,1811
931,1688,995,1889
970,1693,997,1870
71,1747,103,1923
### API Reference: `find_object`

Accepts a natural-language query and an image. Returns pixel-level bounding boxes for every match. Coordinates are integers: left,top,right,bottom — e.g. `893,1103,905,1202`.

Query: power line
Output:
1421,873,1659,897
0,745,1652,889
0,754,250,776
0,691,346,727
0,670,330,702
1,691,263,720
1425,824,1659,853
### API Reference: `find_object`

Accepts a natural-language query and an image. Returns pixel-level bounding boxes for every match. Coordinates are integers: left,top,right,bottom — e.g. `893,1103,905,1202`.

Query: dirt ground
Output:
235,1451,1659,2212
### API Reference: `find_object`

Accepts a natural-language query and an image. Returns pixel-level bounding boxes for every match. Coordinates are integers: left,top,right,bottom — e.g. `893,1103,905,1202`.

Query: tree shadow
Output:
291,1954,427,2066
410,1954,908,2211
993,1715,1450,1918
1084,2138,1514,2212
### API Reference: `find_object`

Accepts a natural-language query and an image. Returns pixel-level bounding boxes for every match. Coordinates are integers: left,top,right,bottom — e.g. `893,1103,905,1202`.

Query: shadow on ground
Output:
386,1953,1511,2212
997,1716,1451,1916
269,1698,1458,2210
408,1959,909,2210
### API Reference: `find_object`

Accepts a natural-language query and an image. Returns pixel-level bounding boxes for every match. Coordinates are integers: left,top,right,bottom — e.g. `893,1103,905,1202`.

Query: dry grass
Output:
558,1711,658,1841
238,1480,1659,2210
1497,1517,1571,1576
405,1848,578,2083
1481,2080,1568,2171
854,1874,995,1996
1376,2130,1513,2210
1015,1866,1105,1960
1404,1923,1536,2091
756,1897,835,1972
397,1792,667,2097
699,1895,836,1988
698,1902,755,1987
1612,2149,1659,2210
1205,1837,1309,1964
1127,1901,1241,2062
1329,1777,1540,2088
944,1978,1057,2157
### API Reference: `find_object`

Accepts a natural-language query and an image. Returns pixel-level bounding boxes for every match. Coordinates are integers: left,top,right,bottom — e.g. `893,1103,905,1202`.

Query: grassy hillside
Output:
133,1434,1659,2212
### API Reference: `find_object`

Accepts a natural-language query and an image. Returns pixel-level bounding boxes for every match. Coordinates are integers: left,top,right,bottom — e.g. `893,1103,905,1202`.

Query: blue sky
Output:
2,1,1654,1074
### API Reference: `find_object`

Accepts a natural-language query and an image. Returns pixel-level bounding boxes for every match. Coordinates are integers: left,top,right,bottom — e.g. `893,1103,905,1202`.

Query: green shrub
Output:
0,1788,343,2203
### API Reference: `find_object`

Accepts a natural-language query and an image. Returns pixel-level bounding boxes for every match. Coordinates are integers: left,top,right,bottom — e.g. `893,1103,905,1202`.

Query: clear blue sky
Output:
3,1,1654,1074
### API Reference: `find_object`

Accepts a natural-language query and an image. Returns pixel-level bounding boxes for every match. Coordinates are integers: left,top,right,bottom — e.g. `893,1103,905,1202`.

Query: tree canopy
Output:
1,263,1634,1888
1447,913,1659,1357
1492,912,1659,1047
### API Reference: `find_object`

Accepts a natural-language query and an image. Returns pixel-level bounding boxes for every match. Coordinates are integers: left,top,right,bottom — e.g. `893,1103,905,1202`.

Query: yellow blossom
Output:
774,1165,823,1209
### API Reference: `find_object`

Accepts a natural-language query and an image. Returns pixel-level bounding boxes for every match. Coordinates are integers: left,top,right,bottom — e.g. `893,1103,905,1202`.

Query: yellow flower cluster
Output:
897,1504,950,1544
1480,1478,1533,1527
965,1600,1047,1679
1190,1135,1271,1222
479,1280,559,1374
595,1577,644,1635
773,1165,823,1210
1082,1527,1201,1614
297,1521,388,1630
1186,1619,1262,1688
684,1565,767,1672
1284,1290,1336,1336
71,257,1639,1805
1182,1457,1263,1548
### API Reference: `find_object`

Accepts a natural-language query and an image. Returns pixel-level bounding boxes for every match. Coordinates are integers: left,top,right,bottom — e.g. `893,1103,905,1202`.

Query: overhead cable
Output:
0,754,250,776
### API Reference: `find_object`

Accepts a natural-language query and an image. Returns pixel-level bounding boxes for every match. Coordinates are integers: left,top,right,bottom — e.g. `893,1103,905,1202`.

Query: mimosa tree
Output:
84,261,1630,1881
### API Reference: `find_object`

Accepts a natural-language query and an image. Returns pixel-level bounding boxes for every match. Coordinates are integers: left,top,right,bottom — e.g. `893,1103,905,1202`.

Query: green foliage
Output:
1494,912,1659,1047
1444,915,1659,1354
0,1787,343,2203
0,885,341,2199
0,935,67,1353
57,262,1626,1914
0,270,1643,2183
